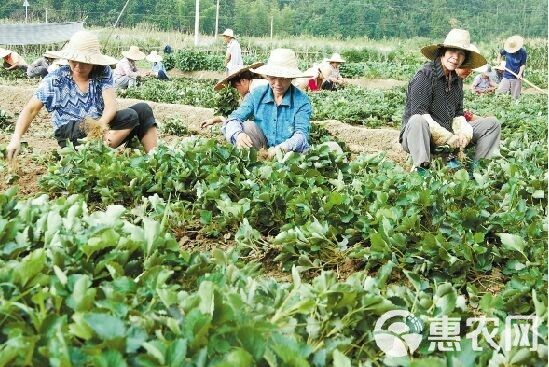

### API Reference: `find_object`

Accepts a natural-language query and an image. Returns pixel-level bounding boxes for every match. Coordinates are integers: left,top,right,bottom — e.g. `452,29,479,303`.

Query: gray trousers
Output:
27,65,48,78
401,114,501,166
497,78,522,99
115,75,137,89
241,120,268,149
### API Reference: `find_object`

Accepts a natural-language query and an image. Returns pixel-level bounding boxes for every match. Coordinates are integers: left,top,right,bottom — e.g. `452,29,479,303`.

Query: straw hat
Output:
221,29,235,38
251,49,313,79
214,62,264,91
46,31,117,66
420,28,486,69
326,52,346,63
0,48,11,58
146,51,163,63
504,35,524,53
494,61,506,71
122,46,146,61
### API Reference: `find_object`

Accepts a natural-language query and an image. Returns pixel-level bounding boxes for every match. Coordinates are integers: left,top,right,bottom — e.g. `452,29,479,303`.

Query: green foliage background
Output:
0,0,546,38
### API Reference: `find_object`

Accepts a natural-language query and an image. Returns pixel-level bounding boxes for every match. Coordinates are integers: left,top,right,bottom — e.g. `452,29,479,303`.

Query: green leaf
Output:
144,218,161,256
166,338,187,367
497,233,528,260
84,313,127,340
332,349,351,367
198,281,215,316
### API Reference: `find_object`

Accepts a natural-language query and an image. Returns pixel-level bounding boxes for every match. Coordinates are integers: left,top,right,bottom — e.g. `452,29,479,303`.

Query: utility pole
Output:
270,16,273,39
45,7,48,23
194,0,200,46
214,0,220,38
23,0,30,23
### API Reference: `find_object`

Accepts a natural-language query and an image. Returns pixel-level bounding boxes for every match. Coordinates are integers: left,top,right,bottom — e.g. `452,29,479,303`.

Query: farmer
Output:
221,28,243,74
489,61,505,84
321,53,345,91
5,30,158,163
294,63,324,92
496,35,527,99
471,66,497,94
400,28,501,174
114,45,148,89
26,54,55,78
221,48,313,158
0,48,27,72
200,62,265,128
146,51,169,80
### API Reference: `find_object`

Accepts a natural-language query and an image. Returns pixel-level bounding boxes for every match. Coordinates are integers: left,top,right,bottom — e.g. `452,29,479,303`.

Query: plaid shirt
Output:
401,59,464,141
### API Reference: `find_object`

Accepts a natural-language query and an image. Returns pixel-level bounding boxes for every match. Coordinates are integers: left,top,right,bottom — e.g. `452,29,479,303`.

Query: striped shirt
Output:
401,59,463,141
35,65,114,131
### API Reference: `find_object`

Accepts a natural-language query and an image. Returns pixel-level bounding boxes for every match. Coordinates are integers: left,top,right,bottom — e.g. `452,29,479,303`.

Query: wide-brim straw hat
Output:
122,46,146,61
251,48,313,79
326,52,346,63
214,62,264,91
146,51,163,63
504,35,524,53
420,28,487,69
221,28,235,38
0,48,11,58
47,31,117,66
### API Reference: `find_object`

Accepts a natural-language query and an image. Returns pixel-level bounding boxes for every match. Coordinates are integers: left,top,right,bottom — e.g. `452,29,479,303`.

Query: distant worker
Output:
497,35,527,99
471,66,497,94
146,51,169,80
26,54,54,78
201,62,264,128
0,48,28,72
221,28,243,74
321,53,346,90
294,63,324,92
489,61,505,84
114,46,148,89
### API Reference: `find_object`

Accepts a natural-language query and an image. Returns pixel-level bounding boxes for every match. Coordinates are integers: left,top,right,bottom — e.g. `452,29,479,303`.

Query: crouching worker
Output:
222,48,313,158
5,31,158,163
400,29,501,174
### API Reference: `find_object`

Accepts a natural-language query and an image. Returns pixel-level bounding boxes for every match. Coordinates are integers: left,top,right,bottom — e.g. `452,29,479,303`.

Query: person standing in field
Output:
221,29,243,74
400,29,501,174
114,46,148,89
5,30,158,163
496,35,527,99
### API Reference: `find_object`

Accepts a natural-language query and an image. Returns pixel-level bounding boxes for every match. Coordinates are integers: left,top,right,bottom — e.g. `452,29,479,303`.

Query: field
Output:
0,28,547,366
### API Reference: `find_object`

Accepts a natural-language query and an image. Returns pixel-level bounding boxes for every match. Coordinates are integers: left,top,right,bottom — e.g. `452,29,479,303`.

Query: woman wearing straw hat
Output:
222,48,313,158
400,29,501,174
114,45,148,89
5,30,158,162
489,61,505,84
496,35,527,99
221,28,243,74
146,51,169,80
321,53,346,91
200,62,265,128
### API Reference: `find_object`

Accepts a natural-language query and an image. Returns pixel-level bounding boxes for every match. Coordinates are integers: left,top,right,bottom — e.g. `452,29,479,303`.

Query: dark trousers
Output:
55,102,157,148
